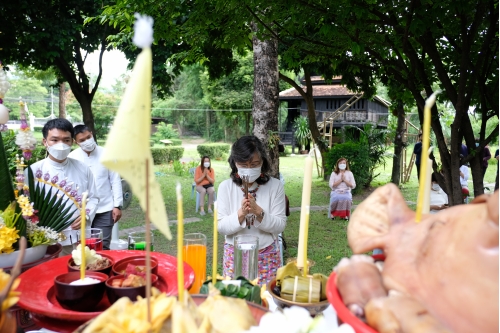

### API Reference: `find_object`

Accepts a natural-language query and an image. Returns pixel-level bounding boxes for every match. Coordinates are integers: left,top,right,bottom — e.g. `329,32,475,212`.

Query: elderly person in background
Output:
194,155,215,216
217,136,286,285
329,157,356,220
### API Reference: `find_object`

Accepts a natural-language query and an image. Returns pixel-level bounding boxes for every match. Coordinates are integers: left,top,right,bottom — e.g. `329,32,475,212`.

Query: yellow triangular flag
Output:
100,15,171,240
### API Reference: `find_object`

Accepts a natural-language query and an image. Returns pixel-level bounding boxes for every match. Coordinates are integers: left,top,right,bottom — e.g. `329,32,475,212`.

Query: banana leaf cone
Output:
313,273,328,301
276,262,301,286
280,276,321,303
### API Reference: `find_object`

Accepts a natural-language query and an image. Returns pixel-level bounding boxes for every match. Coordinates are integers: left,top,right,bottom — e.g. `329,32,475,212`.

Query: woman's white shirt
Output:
217,177,286,249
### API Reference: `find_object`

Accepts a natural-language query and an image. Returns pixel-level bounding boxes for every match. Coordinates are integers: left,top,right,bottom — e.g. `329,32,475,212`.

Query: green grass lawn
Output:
118,142,498,277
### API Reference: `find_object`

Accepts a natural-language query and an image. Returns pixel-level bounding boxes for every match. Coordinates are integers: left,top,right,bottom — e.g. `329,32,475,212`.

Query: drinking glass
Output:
128,231,154,251
233,235,259,281
183,233,207,294
75,228,103,251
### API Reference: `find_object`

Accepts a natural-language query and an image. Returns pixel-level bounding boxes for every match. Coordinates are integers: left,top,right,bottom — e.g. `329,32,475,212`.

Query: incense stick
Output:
145,158,152,326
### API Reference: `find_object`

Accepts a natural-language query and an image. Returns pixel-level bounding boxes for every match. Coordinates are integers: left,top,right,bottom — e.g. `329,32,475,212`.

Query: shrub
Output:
197,143,230,160
154,122,179,141
170,139,182,146
151,147,184,165
324,142,371,193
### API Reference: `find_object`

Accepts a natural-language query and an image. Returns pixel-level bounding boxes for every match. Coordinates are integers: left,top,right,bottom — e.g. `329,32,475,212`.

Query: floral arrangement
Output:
15,101,37,160
0,154,83,253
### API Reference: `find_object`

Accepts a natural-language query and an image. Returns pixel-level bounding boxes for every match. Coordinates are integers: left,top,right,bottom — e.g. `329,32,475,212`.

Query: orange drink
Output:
183,233,207,294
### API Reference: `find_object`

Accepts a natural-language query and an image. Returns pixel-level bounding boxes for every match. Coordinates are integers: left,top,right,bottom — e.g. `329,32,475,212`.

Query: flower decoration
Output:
0,202,21,254
0,62,11,132
0,269,20,312
15,101,37,160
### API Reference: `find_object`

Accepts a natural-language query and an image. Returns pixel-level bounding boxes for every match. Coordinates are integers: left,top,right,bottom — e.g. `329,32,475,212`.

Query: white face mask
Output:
79,137,96,152
338,163,347,170
203,162,210,168
432,184,440,191
47,142,71,161
238,166,262,183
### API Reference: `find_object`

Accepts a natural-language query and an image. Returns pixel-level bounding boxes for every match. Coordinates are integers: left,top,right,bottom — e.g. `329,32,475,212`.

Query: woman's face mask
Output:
47,142,72,161
338,163,347,170
237,166,262,183
203,162,210,168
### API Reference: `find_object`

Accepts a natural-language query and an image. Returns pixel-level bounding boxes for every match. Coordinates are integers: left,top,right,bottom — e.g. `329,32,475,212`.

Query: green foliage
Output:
200,276,262,305
197,143,230,160
0,132,16,211
165,160,198,177
170,139,182,146
154,122,179,142
3,77,49,118
293,116,311,151
151,147,184,165
325,142,371,193
344,124,391,184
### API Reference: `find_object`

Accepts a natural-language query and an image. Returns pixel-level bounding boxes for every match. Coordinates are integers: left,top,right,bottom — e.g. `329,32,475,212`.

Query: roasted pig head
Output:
348,184,498,333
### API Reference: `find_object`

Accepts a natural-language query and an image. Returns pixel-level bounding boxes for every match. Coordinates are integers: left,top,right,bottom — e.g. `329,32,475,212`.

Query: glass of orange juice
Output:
183,233,207,294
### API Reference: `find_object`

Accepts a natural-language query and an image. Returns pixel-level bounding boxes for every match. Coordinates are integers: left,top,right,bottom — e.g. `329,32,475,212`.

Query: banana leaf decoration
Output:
26,166,78,232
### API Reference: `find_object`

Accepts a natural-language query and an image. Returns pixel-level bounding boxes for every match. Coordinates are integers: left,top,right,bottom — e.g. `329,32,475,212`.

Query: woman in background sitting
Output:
194,155,215,216
329,157,356,220
430,172,448,213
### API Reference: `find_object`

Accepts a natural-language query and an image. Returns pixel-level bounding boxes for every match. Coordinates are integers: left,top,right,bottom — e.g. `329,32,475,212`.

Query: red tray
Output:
326,254,385,333
17,250,195,326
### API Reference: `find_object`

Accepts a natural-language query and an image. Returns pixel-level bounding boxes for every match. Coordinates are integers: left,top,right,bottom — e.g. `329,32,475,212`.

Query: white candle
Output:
297,156,313,268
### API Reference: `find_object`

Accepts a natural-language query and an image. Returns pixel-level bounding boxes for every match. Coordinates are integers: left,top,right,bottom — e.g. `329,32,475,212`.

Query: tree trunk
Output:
251,23,280,179
79,97,96,137
58,82,66,119
391,102,405,185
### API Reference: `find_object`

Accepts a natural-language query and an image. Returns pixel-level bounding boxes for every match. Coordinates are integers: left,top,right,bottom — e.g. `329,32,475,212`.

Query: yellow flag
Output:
100,18,171,240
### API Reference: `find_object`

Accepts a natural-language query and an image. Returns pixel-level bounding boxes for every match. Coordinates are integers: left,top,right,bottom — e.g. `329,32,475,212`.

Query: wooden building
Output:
279,76,390,135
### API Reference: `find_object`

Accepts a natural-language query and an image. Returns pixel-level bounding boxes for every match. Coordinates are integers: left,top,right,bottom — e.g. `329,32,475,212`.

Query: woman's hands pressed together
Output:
238,194,264,224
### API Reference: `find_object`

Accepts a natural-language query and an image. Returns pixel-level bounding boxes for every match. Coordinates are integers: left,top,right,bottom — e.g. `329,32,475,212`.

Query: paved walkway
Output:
118,201,417,236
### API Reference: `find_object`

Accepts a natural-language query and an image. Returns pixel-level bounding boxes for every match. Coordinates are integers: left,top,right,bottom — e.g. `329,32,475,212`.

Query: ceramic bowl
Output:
112,256,158,276
67,253,114,275
54,272,107,312
105,274,159,304
267,279,330,317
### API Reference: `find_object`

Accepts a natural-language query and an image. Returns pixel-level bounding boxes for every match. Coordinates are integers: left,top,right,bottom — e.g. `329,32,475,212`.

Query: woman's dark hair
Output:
200,155,211,172
228,136,270,186
42,118,74,139
431,172,438,183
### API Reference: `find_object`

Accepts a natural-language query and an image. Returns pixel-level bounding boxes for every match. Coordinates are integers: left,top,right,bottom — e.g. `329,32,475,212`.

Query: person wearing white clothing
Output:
218,136,286,285
26,119,99,255
459,163,470,201
69,125,123,250
430,173,448,214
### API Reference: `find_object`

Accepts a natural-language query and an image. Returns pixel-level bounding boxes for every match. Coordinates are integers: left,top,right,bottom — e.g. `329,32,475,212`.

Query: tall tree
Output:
0,0,117,136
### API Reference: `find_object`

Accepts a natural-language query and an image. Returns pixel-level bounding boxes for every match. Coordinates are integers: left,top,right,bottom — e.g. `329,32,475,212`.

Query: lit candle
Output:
303,206,310,277
416,92,438,222
80,191,88,280
212,201,218,285
176,183,184,302
297,156,313,268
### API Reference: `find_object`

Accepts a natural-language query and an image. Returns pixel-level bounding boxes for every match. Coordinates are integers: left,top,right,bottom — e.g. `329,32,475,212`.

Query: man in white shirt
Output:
27,119,99,255
69,125,123,250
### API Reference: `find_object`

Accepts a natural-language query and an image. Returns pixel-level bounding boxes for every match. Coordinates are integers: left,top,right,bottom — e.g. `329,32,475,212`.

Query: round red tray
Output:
326,254,385,333
17,250,195,329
